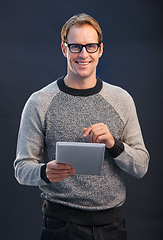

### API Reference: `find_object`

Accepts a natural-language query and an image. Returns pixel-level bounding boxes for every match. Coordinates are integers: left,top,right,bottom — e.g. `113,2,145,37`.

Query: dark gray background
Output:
0,0,162,239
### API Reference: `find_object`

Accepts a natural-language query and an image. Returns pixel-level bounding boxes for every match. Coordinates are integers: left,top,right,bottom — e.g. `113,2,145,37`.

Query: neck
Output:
64,74,97,90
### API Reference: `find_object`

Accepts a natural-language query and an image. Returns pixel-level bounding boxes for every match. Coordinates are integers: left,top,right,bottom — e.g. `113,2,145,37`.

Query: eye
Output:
70,44,81,51
87,44,97,51
72,45,79,49
88,44,95,48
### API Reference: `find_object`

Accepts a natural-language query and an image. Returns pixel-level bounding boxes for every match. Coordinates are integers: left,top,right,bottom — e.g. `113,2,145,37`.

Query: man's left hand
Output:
83,123,115,149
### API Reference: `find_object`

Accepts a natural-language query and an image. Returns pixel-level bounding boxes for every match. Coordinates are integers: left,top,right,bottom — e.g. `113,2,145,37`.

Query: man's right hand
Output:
46,160,76,183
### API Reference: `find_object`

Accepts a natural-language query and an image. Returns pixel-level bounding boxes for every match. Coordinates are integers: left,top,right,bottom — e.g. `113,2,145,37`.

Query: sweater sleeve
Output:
113,96,149,178
13,93,48,186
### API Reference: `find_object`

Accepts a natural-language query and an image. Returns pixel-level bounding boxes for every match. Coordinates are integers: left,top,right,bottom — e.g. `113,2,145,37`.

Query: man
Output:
14,13,149,240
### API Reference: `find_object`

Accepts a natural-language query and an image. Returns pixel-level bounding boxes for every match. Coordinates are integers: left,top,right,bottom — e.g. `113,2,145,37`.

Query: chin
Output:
77,73,92,79
75,69,95,78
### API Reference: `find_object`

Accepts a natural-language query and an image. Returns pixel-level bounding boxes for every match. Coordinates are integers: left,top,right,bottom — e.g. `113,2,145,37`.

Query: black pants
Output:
41,215,127,240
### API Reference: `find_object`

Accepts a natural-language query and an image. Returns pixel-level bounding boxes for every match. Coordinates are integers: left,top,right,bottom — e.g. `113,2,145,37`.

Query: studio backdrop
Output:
0,0,162,239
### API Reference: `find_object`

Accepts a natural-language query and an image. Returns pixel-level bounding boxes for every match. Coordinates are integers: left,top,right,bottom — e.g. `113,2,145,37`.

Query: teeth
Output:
77,62,89,65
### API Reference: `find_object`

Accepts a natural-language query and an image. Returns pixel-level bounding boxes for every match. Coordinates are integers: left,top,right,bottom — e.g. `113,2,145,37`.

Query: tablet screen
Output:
56,142,105,175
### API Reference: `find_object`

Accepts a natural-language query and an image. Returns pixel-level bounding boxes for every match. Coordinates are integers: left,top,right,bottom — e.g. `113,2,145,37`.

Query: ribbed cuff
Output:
106,138,124,158
41,164,51,184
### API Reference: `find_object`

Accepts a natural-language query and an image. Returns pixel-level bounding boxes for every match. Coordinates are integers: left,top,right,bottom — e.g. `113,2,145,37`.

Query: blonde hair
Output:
61,13,103,43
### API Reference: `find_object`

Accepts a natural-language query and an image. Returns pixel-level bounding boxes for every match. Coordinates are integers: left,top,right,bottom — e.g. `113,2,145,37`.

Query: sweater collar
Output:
57,76,103,96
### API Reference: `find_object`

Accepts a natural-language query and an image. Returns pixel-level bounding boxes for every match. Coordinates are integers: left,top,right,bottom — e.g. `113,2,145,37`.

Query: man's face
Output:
62,24,103,80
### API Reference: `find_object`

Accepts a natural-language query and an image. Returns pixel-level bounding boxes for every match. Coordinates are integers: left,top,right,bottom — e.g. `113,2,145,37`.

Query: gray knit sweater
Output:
14,77,149,211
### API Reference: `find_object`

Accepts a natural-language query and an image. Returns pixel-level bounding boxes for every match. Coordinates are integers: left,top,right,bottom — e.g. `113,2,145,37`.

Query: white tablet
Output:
56,142,105,175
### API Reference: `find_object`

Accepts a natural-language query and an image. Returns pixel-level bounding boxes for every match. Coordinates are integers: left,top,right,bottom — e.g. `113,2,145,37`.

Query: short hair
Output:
61,13,103,44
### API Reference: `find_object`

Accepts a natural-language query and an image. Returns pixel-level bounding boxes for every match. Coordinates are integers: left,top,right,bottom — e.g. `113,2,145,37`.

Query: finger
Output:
87,125,105,143
96,134,115,148
95,133,107,143
54,163,72,170
83,123,104,137
92,129,106,143
47,161,72,170
47,169,76,182
83,126,92,137
47,168,75,175
89,130,93,143
83,125,98,137
48,171,75,179
50,169,76,179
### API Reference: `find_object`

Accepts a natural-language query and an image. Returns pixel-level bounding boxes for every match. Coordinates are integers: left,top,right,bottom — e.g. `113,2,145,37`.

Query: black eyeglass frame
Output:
65,43,101,53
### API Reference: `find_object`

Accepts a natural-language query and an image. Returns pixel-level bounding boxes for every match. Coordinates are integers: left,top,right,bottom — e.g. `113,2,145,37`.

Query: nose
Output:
78,46,89,58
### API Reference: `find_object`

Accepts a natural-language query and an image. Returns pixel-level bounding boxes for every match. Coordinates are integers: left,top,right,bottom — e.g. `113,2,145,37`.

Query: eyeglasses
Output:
65,43,101,53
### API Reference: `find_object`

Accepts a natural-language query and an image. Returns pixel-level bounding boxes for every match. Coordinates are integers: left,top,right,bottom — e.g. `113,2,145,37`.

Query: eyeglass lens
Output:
69,44,99,53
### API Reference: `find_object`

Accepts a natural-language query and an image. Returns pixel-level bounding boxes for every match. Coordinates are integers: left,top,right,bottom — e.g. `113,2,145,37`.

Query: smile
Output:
76,61,91,65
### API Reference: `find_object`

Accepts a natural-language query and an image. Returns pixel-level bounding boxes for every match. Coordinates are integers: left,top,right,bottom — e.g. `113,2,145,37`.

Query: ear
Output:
61,42,67,58
99,43,103,58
